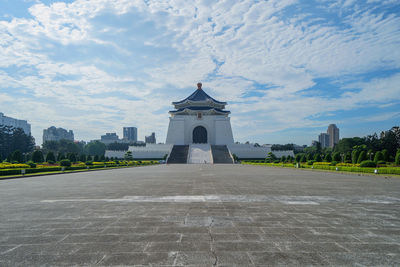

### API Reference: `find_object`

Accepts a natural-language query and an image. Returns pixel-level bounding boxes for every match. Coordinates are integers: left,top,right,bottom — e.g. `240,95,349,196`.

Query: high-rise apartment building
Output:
101,133,119,144
145,132,156,144
318,133,330,148
43,126,74,143
0,112,31,135
327,124,339,148
123,127,137,142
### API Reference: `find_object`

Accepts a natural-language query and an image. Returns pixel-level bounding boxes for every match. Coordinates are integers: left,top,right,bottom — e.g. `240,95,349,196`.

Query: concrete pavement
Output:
0,164,399,266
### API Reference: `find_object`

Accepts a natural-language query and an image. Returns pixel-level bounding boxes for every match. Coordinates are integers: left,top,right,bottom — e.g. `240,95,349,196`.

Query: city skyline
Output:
0,0,399,145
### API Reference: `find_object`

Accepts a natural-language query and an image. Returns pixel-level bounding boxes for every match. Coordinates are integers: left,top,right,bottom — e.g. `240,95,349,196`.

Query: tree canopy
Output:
0,126,35,160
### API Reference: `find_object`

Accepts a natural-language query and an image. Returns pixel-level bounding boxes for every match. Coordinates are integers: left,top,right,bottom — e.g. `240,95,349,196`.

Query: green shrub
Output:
331,161,338,166
27,161,36,168
332,152,341,162
357,151,366,163
11,150,24,163
360,160,377,168
47,160,55,164
351,150,359,164
377,160,386,165
314,154,322,162
32,150,44,163
46,152,56,162
307,160,316,166
396,151,400,165
324,153,332,162
85,161,93,166
374,151,383,163
60,159,71,167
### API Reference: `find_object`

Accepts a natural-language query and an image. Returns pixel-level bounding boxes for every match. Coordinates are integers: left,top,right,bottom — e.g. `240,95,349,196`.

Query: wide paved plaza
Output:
1,164,400,266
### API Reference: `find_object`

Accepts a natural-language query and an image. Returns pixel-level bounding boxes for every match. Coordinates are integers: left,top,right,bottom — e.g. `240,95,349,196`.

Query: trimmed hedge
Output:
360,160,377,168
0,161,160,176
241,162,400,175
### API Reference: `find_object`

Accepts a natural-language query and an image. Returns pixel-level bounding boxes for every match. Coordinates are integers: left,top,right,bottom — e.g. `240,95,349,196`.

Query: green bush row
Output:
0,161,158,176
242,162,400,175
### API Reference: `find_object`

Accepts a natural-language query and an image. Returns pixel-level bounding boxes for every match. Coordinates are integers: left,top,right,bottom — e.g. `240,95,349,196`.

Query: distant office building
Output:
318,133,330,148
101,133,119,144
311,140,319,147
327,124,339,148
145,132,156,144
43,126,74,143
123,127,137,142
0,112,31,135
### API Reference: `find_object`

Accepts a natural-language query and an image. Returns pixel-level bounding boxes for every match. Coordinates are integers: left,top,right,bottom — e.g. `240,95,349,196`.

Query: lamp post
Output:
368,151,374,161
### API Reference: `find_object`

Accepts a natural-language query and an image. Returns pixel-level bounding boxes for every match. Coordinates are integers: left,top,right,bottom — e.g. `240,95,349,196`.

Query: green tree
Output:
107,142,129,151
0,126,35,160
57,153,65,161
85,141,106,156
79,154,86,162
32,150,44,163
124,151,133,161
314,153,322,162
395,150,400,165
100,155,105,161
300,154,306,163
86,155,92,161
381,149,389,162
324,153,332,162
357,151,366,163
295,154,302,163
46,151,56,162
335,137,365,153
68,153,77,163
351,150,359,164
306,153,313,161
374,151,383,163
345,151,351,163
11,150,24,163
281,156,286,163
332,152,341,162
94,155,99,161
367,149,374,161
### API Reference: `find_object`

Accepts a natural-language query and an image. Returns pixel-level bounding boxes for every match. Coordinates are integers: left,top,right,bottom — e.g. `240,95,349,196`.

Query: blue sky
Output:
0,0,399,146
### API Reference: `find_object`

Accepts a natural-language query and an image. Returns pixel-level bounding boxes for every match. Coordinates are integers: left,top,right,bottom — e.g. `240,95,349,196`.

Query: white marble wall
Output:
166,115,234,145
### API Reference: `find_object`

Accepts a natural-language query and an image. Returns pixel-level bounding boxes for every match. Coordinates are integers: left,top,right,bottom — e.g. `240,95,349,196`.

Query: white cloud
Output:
0,0,399,144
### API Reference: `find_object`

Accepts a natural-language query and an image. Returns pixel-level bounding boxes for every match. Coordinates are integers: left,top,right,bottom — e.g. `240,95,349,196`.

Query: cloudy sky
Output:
1,0,399,145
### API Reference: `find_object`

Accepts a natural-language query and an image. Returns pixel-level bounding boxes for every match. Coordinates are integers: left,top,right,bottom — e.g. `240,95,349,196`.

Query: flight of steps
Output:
188,144,213,164
167,145,189,164
211,145,234,164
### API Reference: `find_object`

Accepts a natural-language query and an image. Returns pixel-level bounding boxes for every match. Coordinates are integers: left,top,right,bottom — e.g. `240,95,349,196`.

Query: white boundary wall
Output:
105,144,173,159
227,144,294,159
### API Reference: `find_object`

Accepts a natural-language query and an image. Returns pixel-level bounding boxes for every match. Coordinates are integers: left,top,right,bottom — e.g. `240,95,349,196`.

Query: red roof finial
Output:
197,82,202,90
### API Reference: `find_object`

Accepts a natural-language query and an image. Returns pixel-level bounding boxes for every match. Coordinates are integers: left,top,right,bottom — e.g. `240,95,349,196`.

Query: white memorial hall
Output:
106,83,293,163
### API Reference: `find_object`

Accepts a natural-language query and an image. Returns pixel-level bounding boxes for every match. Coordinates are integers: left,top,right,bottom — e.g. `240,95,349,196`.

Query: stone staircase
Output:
188,144,213,164
167,145,189,164
211,145,234,164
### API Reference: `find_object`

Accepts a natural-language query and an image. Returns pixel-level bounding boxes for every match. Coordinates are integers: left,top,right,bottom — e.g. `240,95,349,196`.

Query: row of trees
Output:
7,149,110,163
42,140,106,157
265,149,400,166
293,149,400,164
286,126,400,162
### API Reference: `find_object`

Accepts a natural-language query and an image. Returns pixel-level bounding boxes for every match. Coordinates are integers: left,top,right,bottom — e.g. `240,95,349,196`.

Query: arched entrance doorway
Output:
193,126,207,143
